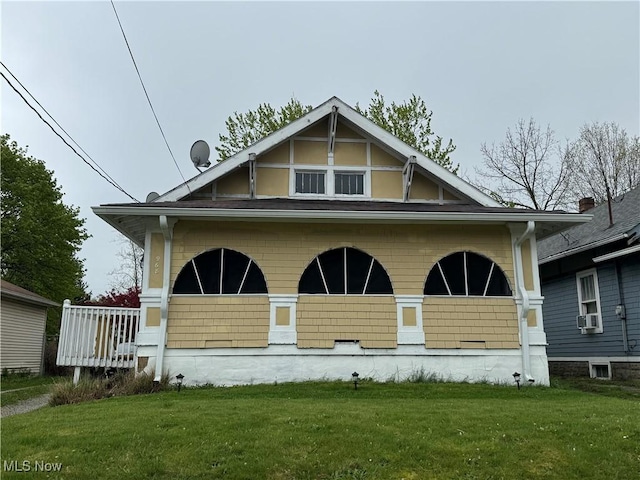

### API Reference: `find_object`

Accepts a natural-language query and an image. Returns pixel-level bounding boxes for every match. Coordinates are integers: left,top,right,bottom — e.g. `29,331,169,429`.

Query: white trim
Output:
268,295,298,345
94,205,590,224
576,268,603,334
395,295,425,345
153,97,502,206
593,244,640,263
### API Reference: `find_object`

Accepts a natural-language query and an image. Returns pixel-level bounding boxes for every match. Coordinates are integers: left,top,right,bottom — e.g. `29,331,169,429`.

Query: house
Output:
1,279,58,375
538,187,640,380
91,96,589,386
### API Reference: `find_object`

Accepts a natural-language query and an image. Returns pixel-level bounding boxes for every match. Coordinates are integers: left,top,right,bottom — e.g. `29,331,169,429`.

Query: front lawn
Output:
0,375,58,407
1,381,638,479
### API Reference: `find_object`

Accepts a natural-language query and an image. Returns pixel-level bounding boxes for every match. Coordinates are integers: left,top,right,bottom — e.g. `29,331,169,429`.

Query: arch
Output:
424,251,512,296
298,247,393,294
173,248,267,294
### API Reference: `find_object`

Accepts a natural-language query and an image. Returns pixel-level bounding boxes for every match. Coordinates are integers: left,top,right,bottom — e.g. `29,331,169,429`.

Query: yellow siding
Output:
167,296,270,348
336,121,365,139
300,121,328,138
217,168,249,195
443,189,461,201
527,310,537,327
146,307,161,327
371,170,403,199
137,356,148,373
258,142,290,164
409,174,440,200
334,142,367,166
294,140,328,165
297,296,396,348
171,222,515,297
423,297,519,349
370,144,402,167
149,233,165,289
256,167,289,196
276,306,290,326
402,307,417,327
521,239,534,291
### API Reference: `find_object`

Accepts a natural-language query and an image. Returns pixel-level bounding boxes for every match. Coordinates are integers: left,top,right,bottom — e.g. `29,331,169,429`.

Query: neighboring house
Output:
538,187,640,380
1,279,58,375
92,96,589,386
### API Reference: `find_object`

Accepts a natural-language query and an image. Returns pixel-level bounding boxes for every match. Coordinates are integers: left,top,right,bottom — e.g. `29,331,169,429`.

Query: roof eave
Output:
539,233,629,265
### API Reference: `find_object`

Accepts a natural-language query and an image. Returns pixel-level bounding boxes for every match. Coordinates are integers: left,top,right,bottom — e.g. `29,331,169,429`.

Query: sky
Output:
2,0,639,297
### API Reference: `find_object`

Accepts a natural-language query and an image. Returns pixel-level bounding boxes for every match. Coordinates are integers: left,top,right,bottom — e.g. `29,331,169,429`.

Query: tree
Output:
216,98,313,161
356,91,457,173
474,118,572,210
216,92,457,172
1,134,89,334
108,236,143,292
565,122,640,205
80,285,141,309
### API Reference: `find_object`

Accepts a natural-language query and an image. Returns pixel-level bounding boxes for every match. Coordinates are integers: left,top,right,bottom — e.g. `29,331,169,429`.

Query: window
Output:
173,248,267,294
424,251,512,296
576,269,602,333
295,171,325,194
590,363,611,379
335,172,364,195
299,247,393,294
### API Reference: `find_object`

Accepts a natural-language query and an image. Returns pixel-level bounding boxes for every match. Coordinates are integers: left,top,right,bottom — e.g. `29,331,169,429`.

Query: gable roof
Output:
155,96,501,207
1,279,59,308
537,186,640,264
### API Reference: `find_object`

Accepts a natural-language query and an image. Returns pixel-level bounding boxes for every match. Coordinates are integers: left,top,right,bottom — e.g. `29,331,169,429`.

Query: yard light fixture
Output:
176,373,185,393
352,371,360,390
512,372,521,390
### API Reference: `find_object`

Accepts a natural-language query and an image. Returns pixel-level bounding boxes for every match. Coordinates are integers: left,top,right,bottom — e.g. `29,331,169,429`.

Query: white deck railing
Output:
56,300,140,369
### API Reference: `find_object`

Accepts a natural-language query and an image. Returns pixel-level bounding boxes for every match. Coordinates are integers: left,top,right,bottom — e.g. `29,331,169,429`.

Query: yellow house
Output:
94,97,588,386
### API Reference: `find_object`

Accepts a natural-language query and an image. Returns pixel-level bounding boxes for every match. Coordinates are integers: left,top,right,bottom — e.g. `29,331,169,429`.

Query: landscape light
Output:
512,372,521,390
176,373,185,393
352,371,360,390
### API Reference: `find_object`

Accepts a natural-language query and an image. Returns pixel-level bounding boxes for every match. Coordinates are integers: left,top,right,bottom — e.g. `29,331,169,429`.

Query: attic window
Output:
424,251,512,296
299,247,393,294
295,171,325,194
335,172,364,195
173,248,267,294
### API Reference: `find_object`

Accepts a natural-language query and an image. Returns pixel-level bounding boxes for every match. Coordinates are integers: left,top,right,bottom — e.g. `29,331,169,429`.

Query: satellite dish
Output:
146,191,160,203
190,140,211,170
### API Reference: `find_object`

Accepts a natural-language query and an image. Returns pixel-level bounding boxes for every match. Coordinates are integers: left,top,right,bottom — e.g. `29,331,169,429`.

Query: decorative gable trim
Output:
155,97,500,207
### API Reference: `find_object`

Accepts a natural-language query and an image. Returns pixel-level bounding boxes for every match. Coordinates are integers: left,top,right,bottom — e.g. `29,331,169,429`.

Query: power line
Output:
1,60,136,201
1,70,140,202
110,0,192,195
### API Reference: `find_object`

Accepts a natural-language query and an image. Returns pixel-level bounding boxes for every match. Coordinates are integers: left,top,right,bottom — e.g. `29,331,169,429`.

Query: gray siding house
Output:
0,280,58,375
538,187,640,379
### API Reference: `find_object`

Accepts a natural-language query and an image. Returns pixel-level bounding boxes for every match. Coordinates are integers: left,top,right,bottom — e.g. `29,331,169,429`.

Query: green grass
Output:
2,381,639,479
0,375,59,407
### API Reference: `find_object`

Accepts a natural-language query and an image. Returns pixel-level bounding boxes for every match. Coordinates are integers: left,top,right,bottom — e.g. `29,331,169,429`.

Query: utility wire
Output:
1,70,140,203
110,0,192,194
1,60,136,201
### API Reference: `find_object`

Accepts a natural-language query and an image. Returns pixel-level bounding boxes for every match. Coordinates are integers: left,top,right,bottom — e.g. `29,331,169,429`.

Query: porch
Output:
56,300,141,382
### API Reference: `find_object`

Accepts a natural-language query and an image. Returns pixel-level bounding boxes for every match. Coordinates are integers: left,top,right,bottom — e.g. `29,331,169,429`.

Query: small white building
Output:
1,280,58,375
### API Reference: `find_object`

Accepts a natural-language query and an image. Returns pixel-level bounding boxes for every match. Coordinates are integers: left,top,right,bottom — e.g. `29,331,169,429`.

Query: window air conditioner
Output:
577,314,598,329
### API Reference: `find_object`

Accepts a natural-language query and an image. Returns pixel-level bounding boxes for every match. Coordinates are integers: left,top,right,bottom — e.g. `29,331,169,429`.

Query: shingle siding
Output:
620,255,640,355
542,262,635,357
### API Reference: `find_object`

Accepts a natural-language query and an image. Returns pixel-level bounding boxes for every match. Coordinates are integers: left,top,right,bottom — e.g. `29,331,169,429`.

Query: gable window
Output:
424,251,512,296
173,248,267,294
295,171,325,194
299,247,393,294
335,172,364,195
576,269,602,333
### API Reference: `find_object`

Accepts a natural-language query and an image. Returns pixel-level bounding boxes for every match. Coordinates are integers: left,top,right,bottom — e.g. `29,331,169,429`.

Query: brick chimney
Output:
579,197,595,213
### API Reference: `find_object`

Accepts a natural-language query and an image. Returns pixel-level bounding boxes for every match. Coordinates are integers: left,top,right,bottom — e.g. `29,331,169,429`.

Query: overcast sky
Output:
2,1,638,296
